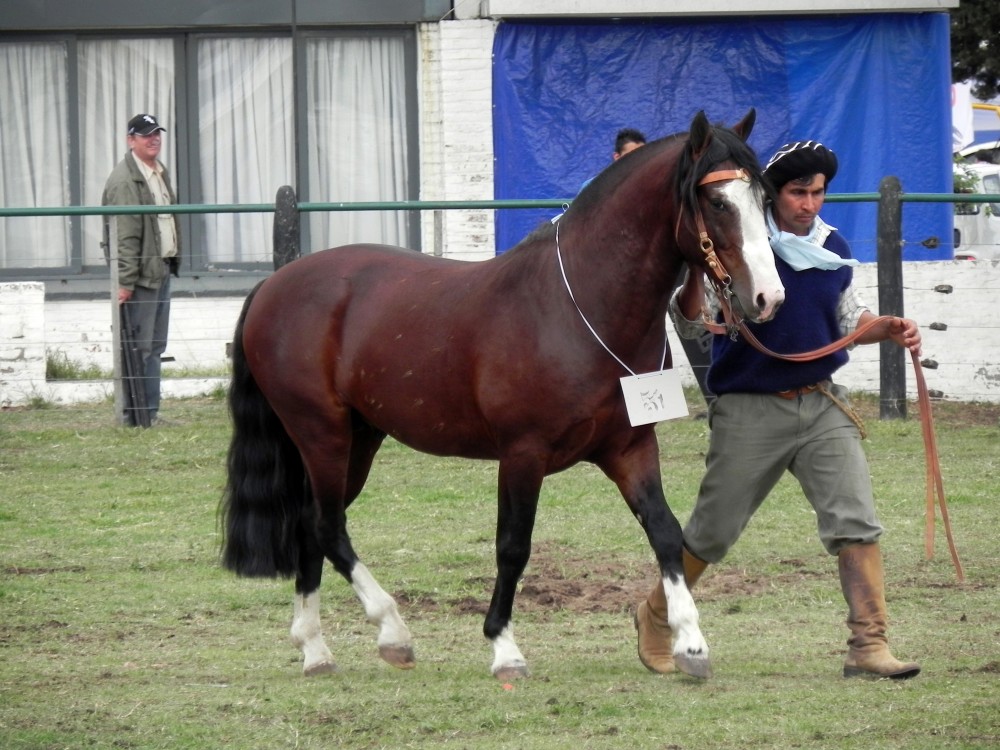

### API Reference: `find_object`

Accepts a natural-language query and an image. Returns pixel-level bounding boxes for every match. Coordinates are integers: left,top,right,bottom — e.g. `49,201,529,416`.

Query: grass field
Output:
1,392,997,749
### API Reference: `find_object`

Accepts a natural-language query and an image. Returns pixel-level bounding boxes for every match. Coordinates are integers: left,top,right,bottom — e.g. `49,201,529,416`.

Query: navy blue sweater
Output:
706,231,854,395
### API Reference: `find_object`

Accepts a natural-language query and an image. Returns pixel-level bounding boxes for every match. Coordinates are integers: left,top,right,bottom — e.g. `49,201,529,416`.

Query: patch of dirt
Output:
418,543,823,617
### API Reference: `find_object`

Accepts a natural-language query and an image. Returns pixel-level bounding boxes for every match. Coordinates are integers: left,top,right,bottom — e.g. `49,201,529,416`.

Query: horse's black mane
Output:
507,117,768,253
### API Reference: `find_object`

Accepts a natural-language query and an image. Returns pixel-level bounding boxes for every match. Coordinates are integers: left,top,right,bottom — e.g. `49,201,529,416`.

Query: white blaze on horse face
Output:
723,179,785,322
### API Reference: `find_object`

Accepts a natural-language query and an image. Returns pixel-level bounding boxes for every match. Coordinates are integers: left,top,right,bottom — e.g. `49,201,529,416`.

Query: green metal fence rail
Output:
0,199,572,217
2,193,998,218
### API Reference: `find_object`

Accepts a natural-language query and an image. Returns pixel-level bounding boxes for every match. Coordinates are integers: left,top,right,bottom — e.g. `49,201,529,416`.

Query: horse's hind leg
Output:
299,419,415,671
290,527,338,676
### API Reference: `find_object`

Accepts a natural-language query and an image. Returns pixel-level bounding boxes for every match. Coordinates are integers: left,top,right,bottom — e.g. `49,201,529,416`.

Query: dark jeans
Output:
124,273,171,418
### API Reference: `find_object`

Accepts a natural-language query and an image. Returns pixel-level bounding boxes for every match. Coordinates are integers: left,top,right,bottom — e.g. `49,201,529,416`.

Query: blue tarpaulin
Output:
492,14,954,262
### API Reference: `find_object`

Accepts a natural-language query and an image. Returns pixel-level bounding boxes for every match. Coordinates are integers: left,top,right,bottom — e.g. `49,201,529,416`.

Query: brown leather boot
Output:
634,547,709,674
838,543,921,679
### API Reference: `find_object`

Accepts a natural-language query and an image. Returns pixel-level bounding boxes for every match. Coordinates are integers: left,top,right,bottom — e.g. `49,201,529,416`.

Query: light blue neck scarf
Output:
766,208,859,271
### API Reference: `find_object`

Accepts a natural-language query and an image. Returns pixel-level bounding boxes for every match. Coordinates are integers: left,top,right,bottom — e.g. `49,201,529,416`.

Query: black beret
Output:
763,141,838,192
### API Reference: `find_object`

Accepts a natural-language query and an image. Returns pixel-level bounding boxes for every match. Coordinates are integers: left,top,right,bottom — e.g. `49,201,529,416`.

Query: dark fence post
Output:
273,185,300,270
876,175,906,419
109,216,128,425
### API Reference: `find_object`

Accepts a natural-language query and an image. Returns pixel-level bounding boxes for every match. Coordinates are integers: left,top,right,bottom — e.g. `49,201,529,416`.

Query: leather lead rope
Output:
909,347,965,581
703,311,964,582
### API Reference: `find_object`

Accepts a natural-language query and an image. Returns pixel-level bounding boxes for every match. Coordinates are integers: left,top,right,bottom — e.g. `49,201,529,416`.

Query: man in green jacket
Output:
102,114,181,425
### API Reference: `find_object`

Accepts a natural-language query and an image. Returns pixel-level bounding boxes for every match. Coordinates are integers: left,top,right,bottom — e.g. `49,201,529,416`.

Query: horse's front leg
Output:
484,457,544,681
657,548,711,679
349,559,415,669
601,434,712,679
643,504,712,678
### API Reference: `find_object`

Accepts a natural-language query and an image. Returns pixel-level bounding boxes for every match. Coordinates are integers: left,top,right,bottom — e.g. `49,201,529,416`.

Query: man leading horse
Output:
635,140,922,680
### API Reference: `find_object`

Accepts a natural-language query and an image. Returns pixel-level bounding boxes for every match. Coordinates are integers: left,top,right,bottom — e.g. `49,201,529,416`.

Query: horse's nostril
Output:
754,291,784,321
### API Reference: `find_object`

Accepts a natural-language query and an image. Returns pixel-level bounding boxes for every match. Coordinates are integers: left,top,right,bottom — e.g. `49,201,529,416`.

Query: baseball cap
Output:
127,114,166,136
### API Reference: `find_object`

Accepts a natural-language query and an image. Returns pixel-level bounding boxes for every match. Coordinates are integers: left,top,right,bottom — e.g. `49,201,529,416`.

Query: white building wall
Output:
1,291,246,408
0,282,46,405
418,19,497,261
417,22,445,252
4,261,999,407
837,261,1000,401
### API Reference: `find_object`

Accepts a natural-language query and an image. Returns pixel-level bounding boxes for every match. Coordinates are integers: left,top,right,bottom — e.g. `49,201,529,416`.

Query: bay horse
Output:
221,109,784,681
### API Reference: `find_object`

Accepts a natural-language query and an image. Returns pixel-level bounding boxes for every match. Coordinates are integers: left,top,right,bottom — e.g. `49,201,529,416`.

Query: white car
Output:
954,157,1000,261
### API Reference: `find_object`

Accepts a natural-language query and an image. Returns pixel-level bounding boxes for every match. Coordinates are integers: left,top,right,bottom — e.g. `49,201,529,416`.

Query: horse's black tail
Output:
220,282,306,578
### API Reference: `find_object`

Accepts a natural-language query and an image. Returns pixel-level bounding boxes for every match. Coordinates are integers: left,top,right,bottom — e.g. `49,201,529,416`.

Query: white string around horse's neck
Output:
554,221,667,377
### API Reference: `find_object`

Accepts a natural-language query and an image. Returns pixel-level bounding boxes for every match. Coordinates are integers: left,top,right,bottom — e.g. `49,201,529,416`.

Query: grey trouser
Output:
124,272,171,417
683,383,883,562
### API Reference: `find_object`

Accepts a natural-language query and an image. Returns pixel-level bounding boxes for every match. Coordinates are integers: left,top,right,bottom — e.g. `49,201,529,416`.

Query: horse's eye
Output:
710,199,726,211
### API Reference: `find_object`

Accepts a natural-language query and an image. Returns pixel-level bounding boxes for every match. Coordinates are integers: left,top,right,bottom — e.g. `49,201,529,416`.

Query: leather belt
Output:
774,383,820,400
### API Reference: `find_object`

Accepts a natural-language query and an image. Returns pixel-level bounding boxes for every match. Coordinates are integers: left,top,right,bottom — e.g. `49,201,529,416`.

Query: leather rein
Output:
686,169,964,582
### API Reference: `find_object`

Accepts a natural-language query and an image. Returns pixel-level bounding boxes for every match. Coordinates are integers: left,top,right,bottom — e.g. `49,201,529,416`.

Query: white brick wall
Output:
166,297,246,369
0,282,46,407
665,260,1000,404
419,19,497,262
417,22,445,251
2,290,242,408
39,296,244,375
3,260,998,407
44,299,115,369
835,261,1000,403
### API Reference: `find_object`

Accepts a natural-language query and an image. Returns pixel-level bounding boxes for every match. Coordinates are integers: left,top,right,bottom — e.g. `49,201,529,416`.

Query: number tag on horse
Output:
620,369,689,426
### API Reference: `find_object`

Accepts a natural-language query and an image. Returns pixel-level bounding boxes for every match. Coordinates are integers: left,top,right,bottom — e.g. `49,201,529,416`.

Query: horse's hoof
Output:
303,660,338,677
493,663,529,682
674,653,713,680
379,644,416,669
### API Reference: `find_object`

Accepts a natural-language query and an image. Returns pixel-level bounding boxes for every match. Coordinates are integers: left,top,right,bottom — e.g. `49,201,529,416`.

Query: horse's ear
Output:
689,110,712,156
731,108,756,142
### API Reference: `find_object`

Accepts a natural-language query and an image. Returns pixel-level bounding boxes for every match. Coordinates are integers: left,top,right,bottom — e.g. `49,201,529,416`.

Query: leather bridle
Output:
683,167,752,312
